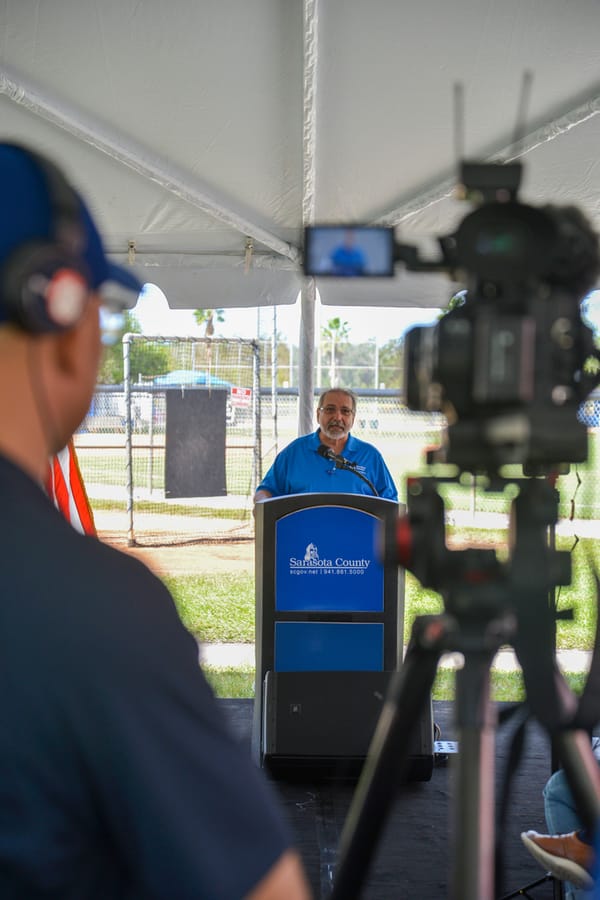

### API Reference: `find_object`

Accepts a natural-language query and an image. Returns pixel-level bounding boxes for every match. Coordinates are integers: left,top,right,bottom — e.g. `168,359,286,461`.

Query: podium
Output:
252,493,433,780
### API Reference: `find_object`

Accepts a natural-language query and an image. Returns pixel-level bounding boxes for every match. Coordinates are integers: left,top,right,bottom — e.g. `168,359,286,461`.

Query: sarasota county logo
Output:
288,542,371,576
304,542,319,562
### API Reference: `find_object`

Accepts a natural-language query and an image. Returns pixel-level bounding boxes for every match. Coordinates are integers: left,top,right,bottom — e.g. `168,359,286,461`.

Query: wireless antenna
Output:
453,82,468,200
453,82,465,167
510,69,534,160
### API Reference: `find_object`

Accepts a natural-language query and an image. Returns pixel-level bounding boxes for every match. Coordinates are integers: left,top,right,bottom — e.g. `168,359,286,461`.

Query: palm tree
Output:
193,308,225,337
321,317,350,386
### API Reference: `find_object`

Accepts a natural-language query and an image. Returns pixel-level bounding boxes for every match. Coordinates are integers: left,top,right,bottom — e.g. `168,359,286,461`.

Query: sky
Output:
132,284,600,347
131,283,443,346
582,289,600,336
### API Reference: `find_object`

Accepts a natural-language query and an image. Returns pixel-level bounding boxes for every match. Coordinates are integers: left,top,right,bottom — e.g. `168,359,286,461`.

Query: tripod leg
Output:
500,872,560,898
451,648,497,900
330,615,443,900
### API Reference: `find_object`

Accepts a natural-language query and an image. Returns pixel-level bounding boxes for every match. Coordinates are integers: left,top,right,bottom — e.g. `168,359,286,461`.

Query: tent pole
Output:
299,0,319,436
298,280,316,435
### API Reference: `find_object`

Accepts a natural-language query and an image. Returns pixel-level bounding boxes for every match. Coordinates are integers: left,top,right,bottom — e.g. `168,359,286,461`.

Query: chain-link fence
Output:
75,359,600,546
261,390,600,523
260,389,445,494
75,336,260,546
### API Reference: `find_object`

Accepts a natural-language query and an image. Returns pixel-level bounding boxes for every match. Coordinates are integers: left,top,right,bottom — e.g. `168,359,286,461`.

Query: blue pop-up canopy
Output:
153,370,231,388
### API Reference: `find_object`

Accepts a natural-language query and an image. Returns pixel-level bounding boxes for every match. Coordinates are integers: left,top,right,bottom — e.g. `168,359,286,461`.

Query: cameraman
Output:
0,143,311,899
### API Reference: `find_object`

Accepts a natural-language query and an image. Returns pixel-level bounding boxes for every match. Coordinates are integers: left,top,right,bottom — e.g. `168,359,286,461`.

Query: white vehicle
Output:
84,391,154,433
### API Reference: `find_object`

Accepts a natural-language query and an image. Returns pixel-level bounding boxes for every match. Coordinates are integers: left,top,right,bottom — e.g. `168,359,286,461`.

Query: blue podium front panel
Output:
275,506,384,612
274,621,384,671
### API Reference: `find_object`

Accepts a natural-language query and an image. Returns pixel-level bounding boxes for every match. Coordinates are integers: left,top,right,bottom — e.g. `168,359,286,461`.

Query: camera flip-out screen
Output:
303,225,395,277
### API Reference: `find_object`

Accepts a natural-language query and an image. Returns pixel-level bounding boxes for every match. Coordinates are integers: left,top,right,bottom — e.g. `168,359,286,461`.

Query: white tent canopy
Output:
2,0,600,427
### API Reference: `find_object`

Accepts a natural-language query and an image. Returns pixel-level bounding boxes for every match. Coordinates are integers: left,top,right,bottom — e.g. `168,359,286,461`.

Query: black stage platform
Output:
220,698,561,899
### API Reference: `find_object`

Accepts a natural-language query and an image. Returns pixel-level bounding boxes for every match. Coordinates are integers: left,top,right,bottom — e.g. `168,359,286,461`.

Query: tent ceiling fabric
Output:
2,0,600,313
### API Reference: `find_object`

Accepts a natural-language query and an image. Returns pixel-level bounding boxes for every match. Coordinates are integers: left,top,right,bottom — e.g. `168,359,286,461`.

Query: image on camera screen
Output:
303,225,395,278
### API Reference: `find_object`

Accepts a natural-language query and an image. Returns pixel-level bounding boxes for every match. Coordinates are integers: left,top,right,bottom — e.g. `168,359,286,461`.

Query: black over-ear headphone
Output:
0,144,92,334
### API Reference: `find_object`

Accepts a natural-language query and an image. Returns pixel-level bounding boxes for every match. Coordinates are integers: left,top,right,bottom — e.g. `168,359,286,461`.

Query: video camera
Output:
304,160,600,475
306,158,600,900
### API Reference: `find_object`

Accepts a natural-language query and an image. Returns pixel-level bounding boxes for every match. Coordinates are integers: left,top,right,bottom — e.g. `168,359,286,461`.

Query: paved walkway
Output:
199,642,593,673
446,508,600,538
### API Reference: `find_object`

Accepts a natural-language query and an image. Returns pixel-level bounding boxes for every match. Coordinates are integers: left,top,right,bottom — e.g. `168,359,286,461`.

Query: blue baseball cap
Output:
0,142,142,323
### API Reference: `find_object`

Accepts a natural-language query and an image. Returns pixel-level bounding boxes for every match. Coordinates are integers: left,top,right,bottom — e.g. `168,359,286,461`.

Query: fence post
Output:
252,339,261,494
123,333,135,546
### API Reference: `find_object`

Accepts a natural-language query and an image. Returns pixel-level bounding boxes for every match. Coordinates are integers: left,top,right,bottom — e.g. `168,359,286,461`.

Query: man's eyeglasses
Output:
99,305,125,346
319,405,355,417
98,282,139,345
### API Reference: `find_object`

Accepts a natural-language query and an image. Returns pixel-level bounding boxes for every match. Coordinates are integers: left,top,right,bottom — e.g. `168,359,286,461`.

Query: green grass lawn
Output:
164,535,600,651
163,573,255,643
81,421,600,699
78,445,255,497
202,665,588,701
164,532,600,699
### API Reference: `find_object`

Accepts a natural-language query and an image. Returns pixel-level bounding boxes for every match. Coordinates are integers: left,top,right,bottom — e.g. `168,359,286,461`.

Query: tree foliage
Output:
321,317,351,385
378,337,405,389
321,316,350,344
194,308,225,337
258,334,292,387
321,337,405,389
331,342,376,389
98,312,171,384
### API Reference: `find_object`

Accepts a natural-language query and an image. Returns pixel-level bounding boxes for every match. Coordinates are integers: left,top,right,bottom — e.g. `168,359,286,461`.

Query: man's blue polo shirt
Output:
330,245,366,276
256,429,398,500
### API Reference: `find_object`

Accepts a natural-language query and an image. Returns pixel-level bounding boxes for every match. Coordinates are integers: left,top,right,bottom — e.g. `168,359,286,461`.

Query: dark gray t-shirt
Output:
0,454,290,898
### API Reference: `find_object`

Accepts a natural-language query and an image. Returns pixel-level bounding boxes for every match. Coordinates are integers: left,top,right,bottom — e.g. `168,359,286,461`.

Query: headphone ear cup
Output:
1,240,91,333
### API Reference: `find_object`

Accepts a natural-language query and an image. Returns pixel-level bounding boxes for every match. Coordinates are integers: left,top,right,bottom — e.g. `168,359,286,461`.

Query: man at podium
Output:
254,388,398,502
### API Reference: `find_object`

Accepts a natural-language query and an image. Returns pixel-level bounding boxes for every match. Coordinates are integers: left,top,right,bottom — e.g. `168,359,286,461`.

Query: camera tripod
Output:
330,475,600,900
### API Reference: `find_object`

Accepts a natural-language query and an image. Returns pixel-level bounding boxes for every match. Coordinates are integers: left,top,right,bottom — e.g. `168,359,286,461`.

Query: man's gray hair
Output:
317,387,357,413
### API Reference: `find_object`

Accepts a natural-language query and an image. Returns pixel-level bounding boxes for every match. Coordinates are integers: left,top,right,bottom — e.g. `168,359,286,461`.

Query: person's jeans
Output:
543,769,594,900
